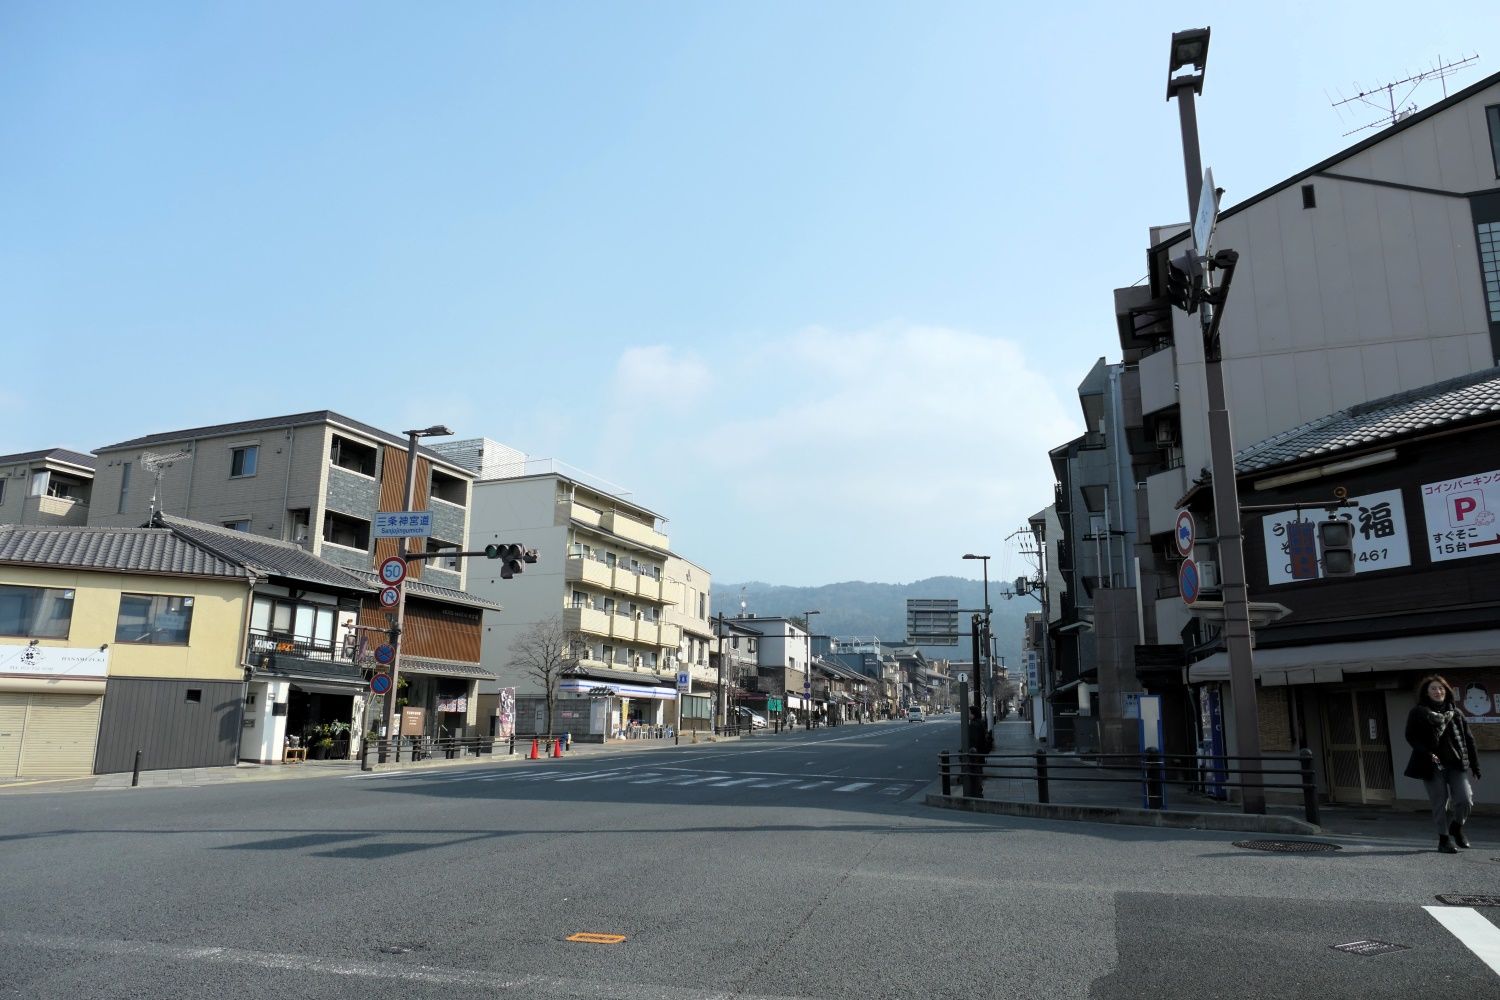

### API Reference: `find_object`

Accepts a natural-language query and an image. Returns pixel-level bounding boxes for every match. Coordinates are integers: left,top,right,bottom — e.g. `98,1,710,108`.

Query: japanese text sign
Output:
374,511,434,539
1422,470,1500,562
1261,488,1411,585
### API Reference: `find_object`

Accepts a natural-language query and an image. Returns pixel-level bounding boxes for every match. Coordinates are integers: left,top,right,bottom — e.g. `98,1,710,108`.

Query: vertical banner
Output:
495,688,516,739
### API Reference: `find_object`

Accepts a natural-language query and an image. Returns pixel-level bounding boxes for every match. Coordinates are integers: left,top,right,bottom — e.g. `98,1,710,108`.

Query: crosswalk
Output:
374,764,919,798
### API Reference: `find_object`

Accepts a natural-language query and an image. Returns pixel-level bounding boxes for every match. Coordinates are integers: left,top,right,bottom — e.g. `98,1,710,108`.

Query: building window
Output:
223,519,251,532
426,538,461,570
0,584,76,639
30,470,49,497
697,593,706,619
230,446,258,478
572,591,588,608
1480,221,1500,323
185,689,202,704
118,461,131,513
330,435,378,476
1488,105,1500,179
322,511,371,550
116,594,195,645
1301,184,1316,209
0,479,5,506
430,469,467,505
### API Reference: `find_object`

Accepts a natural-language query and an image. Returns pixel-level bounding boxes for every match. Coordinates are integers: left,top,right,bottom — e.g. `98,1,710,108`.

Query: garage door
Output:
0,692,103,779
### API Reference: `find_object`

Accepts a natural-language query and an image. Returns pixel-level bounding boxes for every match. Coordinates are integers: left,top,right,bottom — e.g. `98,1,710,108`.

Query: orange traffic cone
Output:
552,737,563,758
529,738,539,760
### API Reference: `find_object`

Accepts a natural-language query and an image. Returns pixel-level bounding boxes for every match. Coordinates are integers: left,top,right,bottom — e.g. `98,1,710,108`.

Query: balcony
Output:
563,606,612,637
1145,465,1188,535
659,623,682,648
567,502,604,528
600,511,669,551
1139,344,1178,415
635,621,661,646
21,495,89,527
565,555,614,589
246,629,365,684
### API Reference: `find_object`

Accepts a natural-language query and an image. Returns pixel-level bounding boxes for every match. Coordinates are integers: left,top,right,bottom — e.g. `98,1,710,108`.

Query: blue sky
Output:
3,2,1496,586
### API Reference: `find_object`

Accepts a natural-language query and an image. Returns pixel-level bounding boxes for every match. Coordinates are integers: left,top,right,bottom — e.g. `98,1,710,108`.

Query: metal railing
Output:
936,748,1320,825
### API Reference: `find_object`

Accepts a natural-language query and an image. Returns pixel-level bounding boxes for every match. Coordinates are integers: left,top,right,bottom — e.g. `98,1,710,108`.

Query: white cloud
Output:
612,345,713,403
597,323,1083,585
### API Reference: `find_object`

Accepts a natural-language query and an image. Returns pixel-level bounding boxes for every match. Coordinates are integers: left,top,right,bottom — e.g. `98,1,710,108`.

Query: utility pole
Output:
803,610,819,729
1166,27,1265,814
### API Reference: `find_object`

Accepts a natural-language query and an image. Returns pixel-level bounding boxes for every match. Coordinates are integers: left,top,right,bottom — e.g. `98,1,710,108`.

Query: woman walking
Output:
1403,675,1482,854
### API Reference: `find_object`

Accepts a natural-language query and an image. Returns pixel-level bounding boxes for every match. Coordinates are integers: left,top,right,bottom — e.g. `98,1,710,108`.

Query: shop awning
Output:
1187,628,1500,685
290,679,365,697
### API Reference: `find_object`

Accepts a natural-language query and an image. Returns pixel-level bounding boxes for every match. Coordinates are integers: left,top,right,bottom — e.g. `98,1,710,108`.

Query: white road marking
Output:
0,931,800,999
750,779,798,788
629,777,668,784
833,782,871,793
669,776,719,785
796,781,831,790
554,771,625,783
709,778,758,787
1425,905,1500,976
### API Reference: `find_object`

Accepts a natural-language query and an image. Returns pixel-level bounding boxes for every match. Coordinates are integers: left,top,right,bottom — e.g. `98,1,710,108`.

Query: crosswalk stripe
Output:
1425,905,1500,976
554,771,622,783
795,781,830,790
670,776,719,785
709,778,757,787
881,786,905,795
629,777,668,784
833,782,871,793
751,779,797,788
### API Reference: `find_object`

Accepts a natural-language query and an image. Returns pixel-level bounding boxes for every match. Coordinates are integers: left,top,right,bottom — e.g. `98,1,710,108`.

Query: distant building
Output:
0,449,96,527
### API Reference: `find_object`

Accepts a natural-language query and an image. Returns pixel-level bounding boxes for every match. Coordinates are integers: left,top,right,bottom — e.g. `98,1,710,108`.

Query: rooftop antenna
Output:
140,450,191,521
1329,53,1480,137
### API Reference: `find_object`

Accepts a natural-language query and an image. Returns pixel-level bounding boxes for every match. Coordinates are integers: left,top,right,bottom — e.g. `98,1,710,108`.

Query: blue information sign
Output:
374,644,396,665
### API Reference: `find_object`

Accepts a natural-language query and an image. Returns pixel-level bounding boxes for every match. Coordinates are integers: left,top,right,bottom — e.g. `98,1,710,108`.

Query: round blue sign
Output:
374,643,396,665
1179,558,1200,606
370,673,392,695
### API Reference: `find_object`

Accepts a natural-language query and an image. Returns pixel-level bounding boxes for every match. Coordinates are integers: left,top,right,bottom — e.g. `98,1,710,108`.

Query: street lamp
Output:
803,610,819,729
383,423,456,745
1164,27,1265,814
963,554,991,723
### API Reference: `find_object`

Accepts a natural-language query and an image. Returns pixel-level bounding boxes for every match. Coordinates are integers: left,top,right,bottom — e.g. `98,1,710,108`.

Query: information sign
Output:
374,511,434,539
379,556,407,586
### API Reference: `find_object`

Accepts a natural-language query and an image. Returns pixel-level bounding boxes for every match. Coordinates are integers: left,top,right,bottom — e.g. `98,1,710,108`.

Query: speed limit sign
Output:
379,556,407,586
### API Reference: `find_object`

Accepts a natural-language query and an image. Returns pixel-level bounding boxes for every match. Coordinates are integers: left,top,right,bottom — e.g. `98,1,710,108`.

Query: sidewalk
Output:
926,719,1467,842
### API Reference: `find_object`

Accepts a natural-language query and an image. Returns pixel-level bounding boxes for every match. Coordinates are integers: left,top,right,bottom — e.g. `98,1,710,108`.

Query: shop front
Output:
0,643,107,779
556,666,678,741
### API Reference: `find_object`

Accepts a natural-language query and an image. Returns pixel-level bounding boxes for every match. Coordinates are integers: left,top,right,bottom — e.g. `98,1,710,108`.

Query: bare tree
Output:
509,618,585,735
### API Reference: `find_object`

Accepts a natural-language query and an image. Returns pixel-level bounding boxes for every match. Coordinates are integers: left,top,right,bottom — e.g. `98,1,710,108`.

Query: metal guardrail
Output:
936,748,1320,825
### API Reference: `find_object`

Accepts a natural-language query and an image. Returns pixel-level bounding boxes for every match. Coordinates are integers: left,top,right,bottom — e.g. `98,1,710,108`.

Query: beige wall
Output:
1,565,249,682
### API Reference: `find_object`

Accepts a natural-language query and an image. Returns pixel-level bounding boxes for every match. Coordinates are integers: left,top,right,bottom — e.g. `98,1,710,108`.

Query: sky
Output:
3,2,1496,587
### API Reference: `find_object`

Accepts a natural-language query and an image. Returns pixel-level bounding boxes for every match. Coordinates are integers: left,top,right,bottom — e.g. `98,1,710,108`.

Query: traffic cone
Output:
529,738,539,760
552,737,563,758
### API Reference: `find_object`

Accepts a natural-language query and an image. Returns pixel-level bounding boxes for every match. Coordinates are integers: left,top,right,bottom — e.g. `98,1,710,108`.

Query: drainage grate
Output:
1232,839,1342,853
1436,894,1500,907
1330,940,1409,957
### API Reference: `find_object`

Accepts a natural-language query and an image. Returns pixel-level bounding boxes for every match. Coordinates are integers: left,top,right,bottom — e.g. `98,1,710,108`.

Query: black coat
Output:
1403,703,1481,781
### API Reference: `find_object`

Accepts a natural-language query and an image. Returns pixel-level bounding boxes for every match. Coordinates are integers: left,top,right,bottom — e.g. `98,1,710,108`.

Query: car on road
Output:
907,707,924,722
735,707,769,729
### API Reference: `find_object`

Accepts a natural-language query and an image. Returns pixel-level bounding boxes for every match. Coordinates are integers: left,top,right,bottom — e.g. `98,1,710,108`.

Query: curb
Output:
923,792,1322,835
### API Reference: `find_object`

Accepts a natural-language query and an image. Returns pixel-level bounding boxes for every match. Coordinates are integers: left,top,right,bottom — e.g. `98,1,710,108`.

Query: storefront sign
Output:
1422,470,1500,562
400,706,425,736
436,694,468,713
0,643,109,679
1262,489,1411,584
1457,673,1500,725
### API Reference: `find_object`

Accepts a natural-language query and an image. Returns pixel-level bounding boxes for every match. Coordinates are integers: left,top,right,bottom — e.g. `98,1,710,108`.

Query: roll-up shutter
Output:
11,694,104,778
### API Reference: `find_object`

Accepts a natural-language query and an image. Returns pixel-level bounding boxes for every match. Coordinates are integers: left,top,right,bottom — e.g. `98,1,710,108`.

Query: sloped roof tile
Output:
0,525,248,579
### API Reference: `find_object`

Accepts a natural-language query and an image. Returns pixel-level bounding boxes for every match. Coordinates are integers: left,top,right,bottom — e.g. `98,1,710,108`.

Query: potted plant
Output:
309,724,334,760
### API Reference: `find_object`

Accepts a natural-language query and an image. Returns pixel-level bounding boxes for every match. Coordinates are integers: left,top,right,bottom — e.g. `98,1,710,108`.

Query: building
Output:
441,440,686,741
0,449,96,527
664,555,716,727
722,615,815,724
710,616,762,726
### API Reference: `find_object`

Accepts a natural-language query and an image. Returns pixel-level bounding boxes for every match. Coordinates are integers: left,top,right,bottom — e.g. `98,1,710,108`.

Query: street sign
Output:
1179,558,1201,606
1175,510,1196,557
379,587,400,609
379,556,407,586
675,671,689,691
374,511,434,539
767,698,783,712
374,643,396,665
1192,166,1217,256
370,673,392,695
803,683,811,694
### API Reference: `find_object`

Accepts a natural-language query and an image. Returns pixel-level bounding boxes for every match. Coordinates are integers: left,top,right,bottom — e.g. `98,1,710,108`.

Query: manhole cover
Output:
1436,894,1500,907
1232,840,1342,853
1330,940,1409,957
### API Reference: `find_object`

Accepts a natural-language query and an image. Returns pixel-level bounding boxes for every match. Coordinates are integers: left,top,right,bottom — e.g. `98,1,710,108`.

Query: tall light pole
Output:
802,610,819,729
1165,27,1264,814
383,424,454,744
963,554,991,723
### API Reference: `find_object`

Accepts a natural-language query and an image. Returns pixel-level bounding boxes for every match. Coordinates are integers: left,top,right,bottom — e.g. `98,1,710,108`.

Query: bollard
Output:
940,751,951,796
1299,748,1320,826
1143,751,1164,810
131,748,142,787
361,739,371,772
509,734,516,756
1035,750,1049,804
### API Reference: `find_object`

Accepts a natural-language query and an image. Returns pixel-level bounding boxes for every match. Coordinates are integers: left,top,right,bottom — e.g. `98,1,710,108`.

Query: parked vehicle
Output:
735,707,769,729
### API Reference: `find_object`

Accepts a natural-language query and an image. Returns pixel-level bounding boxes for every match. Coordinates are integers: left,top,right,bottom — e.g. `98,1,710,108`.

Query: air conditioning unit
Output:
1198,561,1219,590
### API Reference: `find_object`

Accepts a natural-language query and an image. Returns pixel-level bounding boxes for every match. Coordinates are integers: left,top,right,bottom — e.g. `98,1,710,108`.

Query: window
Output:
1479,221,1500,324
426,538,461,570
289,509,311,544
697,593,706,618
322,511,370,550
116,593,195,645
0,585,75,639
1301,184,1316,209
185,689,202,704
330,435,377,476
30,470,49,497
230,446,258,477
0,479,5,506
430,469,467,505
223,519,251,532
118,461,132,513
1488,105,1500,178
250,596,336,648
571,590,588,608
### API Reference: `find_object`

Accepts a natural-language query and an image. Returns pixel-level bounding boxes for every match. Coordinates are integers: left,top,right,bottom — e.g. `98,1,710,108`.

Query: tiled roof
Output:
159,516,372,593
0,448,97,470
1235,367,1500,475
350,571,503,611
0,525,249,579
401,657,493,680
94,410,471,472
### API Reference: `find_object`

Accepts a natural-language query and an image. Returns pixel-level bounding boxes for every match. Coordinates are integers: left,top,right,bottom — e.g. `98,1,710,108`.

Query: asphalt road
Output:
2,716,1498,999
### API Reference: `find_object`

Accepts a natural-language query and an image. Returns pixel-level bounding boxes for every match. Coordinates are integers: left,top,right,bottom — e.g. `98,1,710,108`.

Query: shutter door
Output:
0,694,27,778
17,694,104,778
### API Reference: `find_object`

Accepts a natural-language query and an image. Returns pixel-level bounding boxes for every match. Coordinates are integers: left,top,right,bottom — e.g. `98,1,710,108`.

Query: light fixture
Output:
405,425,454,438
1167,26,1211,98
1251,449,1398,492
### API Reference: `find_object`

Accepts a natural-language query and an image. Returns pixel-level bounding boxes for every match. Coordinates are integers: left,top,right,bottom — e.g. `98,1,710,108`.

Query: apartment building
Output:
722,615,814,724
0,449,96,527
663,555,715,723
440,439,689,740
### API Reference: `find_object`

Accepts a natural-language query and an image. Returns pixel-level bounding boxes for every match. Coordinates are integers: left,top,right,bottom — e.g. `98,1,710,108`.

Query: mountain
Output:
712,577,1034,670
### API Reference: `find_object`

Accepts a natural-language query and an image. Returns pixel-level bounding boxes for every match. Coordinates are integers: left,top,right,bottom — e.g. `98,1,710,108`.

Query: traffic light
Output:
485,543,527,579
1166,251,1203,314
1318,520,1356,578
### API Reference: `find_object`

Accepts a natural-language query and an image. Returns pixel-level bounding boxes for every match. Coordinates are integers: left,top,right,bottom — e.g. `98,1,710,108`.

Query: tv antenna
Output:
1330,53,1480,137
140,449,191,519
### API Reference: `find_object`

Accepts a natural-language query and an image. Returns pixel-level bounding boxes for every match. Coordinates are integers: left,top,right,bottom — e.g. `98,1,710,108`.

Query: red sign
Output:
379,556,407,587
